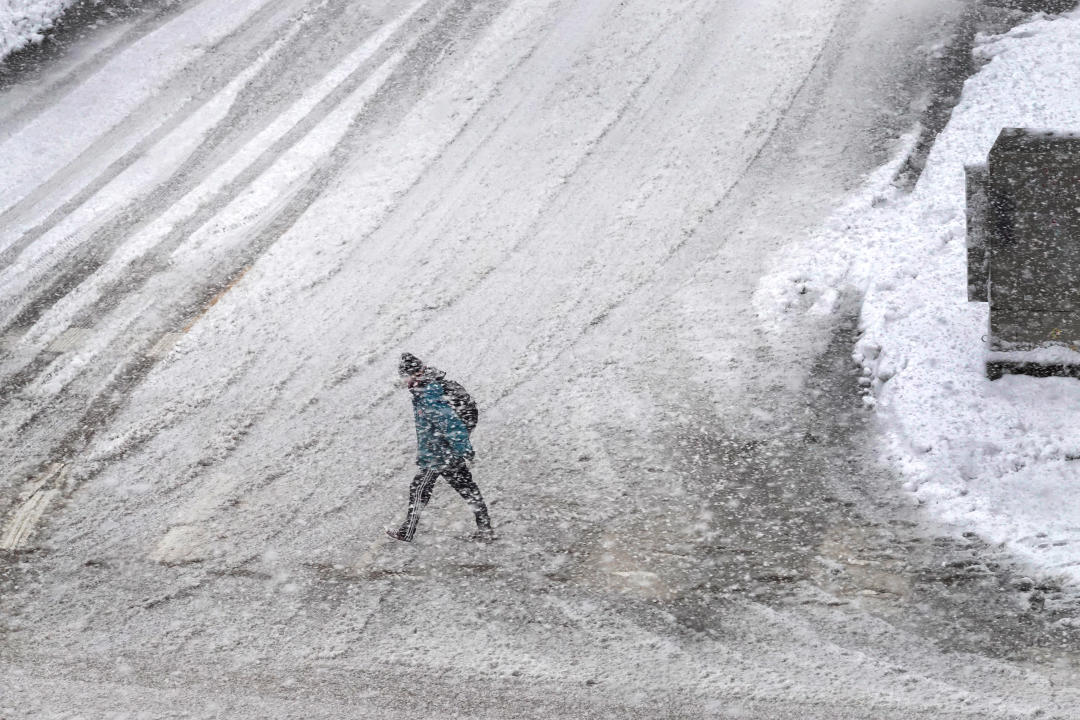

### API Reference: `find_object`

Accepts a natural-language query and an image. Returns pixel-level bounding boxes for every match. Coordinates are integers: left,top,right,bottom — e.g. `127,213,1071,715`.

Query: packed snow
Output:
759,9,1080,582
3,0,853,569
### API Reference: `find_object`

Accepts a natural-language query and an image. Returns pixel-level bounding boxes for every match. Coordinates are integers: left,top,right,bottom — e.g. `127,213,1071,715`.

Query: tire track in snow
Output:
107,0,548,566
116,0,833,574
0,0,285,226
470,0,851,417
0,0,327,329
79,0,829,557
0,0,444,528
0,0,307,274
35,0,572,567
0,0,530,532
272,0,850,598
207,0,765,562
0,0,190,140
0,0,440,333
0,0,438,392
0,4,319,422
240,0,680,416
321,0,842,418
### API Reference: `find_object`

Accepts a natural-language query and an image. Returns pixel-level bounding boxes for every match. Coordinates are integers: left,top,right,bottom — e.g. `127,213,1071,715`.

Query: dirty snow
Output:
758,9,1080,581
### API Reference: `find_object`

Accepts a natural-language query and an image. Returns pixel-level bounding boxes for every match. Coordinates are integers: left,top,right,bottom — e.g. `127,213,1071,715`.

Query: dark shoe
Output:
470,528,495,543
385,528,410,542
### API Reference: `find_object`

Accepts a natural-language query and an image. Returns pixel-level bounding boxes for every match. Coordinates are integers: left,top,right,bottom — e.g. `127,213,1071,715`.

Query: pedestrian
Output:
387,352,494,542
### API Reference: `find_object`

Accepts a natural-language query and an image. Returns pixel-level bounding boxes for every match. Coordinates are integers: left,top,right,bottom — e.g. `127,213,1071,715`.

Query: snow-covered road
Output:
2,0,1079,716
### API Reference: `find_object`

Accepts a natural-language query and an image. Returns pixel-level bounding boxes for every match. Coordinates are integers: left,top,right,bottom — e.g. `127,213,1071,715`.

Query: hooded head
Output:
399,352,424,377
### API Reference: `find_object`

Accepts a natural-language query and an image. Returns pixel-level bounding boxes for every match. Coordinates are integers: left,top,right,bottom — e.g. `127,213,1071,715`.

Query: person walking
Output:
387,353,494,542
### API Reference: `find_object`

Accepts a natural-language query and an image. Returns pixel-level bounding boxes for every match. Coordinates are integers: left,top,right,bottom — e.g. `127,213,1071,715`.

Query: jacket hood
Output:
410,365,445,388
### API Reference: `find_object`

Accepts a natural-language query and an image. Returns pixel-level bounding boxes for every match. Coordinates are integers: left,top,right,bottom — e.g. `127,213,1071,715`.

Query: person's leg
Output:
444,459,492,532
396,468,439,541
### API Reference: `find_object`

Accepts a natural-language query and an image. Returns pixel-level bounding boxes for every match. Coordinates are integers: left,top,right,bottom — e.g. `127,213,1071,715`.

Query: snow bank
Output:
758,10,1080,581
0,0,75,61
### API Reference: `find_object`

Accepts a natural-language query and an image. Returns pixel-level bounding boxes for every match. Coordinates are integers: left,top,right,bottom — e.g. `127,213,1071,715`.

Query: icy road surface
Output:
1,0,1079,717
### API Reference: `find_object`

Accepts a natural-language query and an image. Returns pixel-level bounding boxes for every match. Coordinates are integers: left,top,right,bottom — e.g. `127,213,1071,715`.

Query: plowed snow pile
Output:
0,0,75,60
759,9,1080,582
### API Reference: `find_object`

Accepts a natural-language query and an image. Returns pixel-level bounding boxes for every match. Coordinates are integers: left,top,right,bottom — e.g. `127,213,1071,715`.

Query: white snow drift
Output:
759,9,1080,582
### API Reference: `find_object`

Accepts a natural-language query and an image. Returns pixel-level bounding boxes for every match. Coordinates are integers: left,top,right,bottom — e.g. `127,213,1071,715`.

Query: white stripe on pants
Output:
402,468,438,541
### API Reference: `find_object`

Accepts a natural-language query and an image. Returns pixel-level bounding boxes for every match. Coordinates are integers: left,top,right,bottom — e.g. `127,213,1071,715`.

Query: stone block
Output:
967,128,1080,378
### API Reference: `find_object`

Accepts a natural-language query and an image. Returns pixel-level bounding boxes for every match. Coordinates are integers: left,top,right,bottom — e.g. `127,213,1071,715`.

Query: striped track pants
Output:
397,458,491,541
